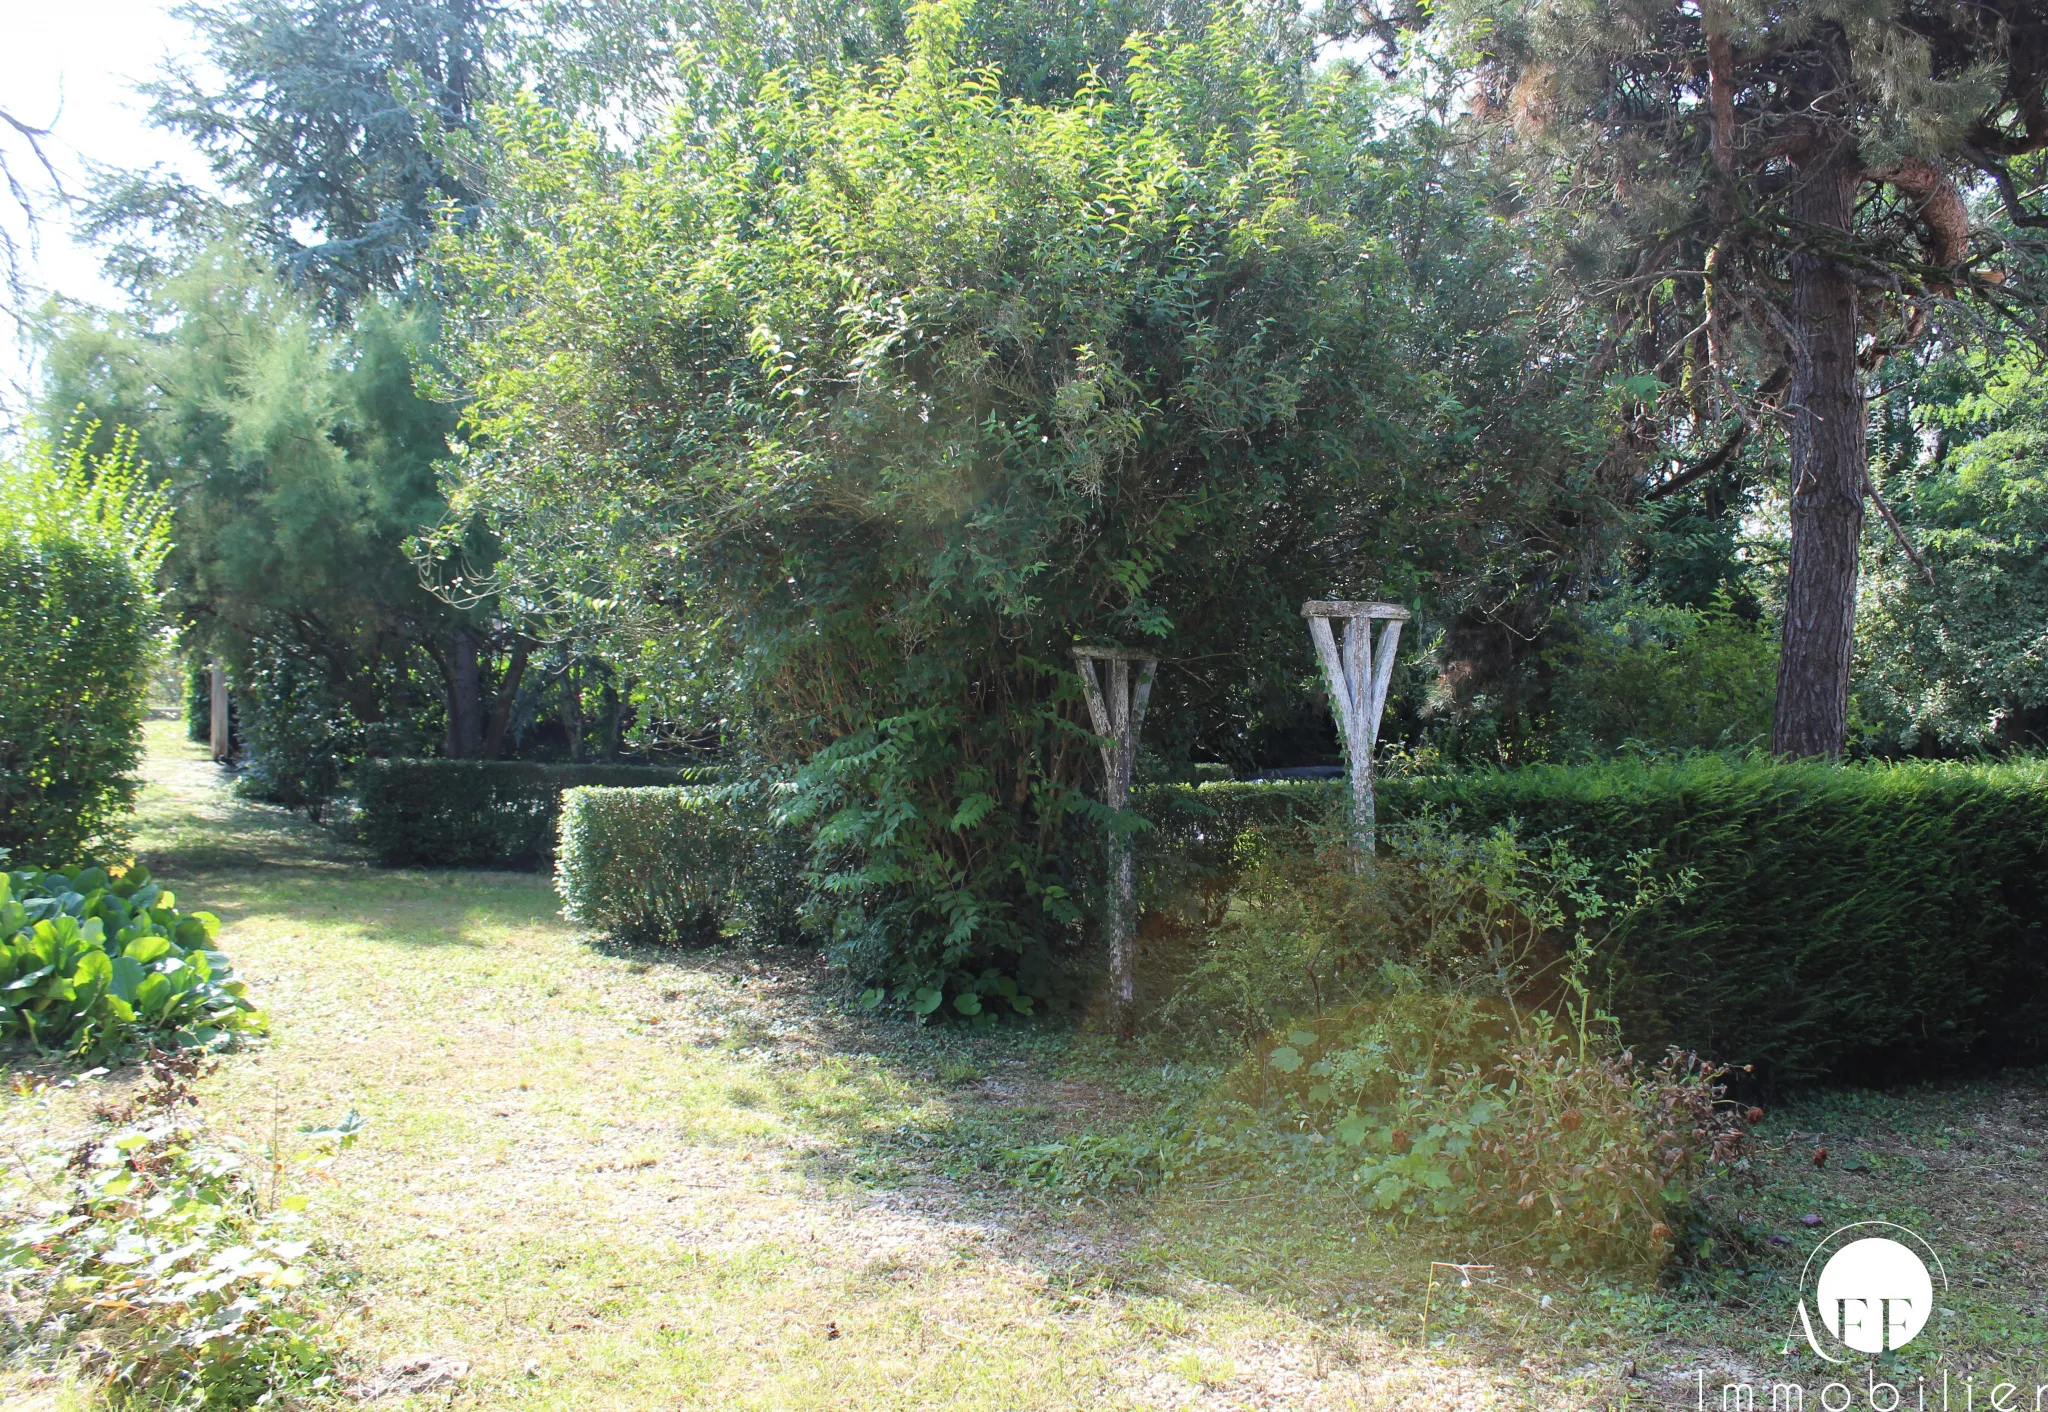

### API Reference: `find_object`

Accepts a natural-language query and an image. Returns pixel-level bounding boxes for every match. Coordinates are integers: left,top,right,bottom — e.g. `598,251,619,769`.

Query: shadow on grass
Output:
575,928,2048,1382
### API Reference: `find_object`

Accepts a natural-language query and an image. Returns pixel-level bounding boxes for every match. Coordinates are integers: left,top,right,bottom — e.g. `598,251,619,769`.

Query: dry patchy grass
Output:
3,719,2045,1410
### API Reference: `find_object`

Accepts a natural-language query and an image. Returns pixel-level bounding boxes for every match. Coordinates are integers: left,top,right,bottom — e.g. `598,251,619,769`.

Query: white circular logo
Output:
1798,1223,1946,1360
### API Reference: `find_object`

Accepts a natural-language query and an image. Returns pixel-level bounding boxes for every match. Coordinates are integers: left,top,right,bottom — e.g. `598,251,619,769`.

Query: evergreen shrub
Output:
355,760,715,868
185,661,212,743
555,785,808,944
1137,758,2048,1084
235,651,360,821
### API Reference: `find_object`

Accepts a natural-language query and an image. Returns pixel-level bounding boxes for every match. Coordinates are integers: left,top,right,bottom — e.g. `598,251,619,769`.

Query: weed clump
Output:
0,1051,359,1407
1148,818,1756,1267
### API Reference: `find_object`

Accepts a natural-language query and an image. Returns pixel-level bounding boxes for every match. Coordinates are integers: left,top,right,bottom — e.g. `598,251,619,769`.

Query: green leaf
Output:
5,964,55,992
135,972,172,1015
1287,1030,1318,1048
910,988,943,1015
952,991,983,1016
71,950,112,989
123,934,172,965
949,793,996,831
1267,1046,1302,1073
858,987,885,1010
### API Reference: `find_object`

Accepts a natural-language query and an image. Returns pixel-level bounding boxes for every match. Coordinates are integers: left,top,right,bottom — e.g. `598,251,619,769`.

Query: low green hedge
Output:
355,760,718,868
1136,758,2048,1085
556,784,809,944
1134,779,1339,924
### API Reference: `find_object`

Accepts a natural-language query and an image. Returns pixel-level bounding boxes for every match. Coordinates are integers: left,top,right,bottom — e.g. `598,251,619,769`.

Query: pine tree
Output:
1436,0,2048,755
92,0,491,311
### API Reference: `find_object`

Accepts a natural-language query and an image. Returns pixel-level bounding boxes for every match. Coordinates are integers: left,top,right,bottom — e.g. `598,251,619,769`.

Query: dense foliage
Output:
441,10,1615,1006
47,0,553,815
0,431,171,862
0,864,265,1058
96,0,489,305
1140,757,2048,1083
39,251,555,813
27,0,2048,1093
1855,350,2048,750
1540,595,1776,760
1015,813,1752,1262
355,759,717,867
1443,0,2048,758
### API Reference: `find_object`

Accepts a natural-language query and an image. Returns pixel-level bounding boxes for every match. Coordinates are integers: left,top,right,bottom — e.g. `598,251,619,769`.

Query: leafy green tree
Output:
439,8,1617,1005
1435,0,2048,757
39,246,530,792
1543,592,1776,758
0,429,172,862
87,0,490,309
1854,349,2048,750
518,0,1213,133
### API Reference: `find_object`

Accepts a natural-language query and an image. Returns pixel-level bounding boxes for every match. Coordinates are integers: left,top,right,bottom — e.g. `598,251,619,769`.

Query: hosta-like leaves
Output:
1,863,264,1057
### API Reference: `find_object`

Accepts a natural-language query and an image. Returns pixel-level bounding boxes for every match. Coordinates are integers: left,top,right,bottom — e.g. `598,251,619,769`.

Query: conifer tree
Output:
1434,0,2048,755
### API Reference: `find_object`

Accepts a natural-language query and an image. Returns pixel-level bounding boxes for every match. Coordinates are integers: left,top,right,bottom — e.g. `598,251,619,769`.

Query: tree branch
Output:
1864,473,1935,588
1644,365,1790,501
1963,146,2048,229
1868,158,1971,275
1645,421,1747,500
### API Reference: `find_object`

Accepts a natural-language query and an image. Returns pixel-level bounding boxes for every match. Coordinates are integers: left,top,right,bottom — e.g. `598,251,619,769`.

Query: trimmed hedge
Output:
1136,759,2048,1085
1134,779,1339,924
555,785,807,944
356,760,718,868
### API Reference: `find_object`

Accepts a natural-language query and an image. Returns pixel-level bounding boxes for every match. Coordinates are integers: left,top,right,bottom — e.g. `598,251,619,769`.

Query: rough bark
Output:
1074,650,1156,1037
445,625,483,758
481,636,533,761
1773,56,1867,759
601,680,625,760
559,665,586,762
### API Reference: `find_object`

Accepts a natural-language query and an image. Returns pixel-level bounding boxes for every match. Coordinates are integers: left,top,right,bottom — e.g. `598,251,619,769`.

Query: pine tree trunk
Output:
1771,82,1867,758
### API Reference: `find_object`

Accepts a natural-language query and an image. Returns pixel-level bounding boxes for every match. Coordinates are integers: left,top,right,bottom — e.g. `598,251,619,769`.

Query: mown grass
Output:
3,717,2046,1410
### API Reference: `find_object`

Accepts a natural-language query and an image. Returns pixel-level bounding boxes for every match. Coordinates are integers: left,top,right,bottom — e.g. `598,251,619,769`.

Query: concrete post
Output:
209,666,231,764
1073,646,1159,1033
1300,601,1409,859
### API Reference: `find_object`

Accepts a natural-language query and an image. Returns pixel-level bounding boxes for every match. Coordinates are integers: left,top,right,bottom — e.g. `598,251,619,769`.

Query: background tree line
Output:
21,0,2048,997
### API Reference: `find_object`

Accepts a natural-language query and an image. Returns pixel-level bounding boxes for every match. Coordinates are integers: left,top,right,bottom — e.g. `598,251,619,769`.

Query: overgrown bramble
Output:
0,1054,359,1408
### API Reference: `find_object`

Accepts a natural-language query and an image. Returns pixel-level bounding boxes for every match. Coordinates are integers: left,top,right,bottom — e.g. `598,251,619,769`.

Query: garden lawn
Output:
4,717,2047,1409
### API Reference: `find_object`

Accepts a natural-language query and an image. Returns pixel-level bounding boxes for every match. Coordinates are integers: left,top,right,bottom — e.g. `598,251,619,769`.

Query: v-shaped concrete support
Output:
1074,647,1158,1033
1301,600,1409,858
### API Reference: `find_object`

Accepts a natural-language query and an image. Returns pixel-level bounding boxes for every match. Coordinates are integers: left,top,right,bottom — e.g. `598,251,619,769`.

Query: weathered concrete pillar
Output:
1073,646,1158,1033
1301,601,1409,859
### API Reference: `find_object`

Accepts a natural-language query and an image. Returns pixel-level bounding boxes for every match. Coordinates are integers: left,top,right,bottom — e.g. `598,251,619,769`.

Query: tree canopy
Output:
1439,0,2048,755
434,5,1618,999
25,0,2048,1006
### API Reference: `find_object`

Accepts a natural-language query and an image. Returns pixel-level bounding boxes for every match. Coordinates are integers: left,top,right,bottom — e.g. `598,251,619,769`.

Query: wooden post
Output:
209,666,231,764
1073,646,1159,1033
1301,600,1409,859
